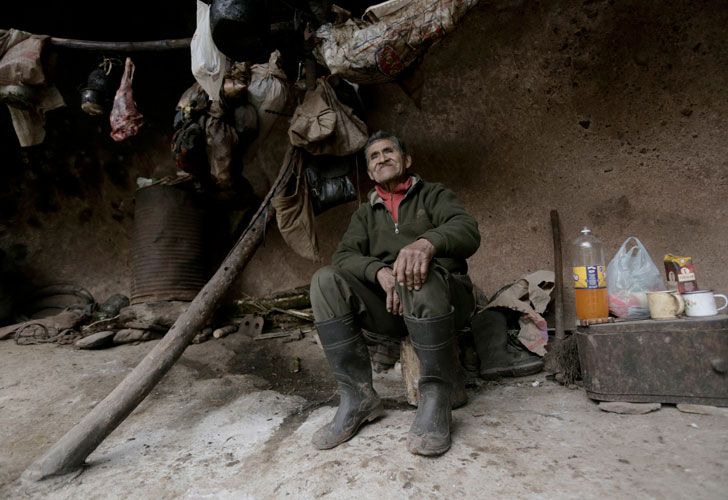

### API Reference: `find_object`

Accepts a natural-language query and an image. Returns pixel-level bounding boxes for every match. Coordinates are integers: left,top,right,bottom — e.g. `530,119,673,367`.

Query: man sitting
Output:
309,131,480,456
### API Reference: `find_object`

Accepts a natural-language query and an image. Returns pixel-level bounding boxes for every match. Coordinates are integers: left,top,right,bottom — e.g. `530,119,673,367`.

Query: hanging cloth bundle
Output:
288,78,367,157
272,147,321,262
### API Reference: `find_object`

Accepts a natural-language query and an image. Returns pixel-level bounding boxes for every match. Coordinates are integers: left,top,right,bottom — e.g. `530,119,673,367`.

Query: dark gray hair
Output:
364,130,408,158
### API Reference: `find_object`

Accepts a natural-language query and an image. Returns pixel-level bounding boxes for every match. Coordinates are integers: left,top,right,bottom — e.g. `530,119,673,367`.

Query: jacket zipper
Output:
391,192,400,234
372,176,420,235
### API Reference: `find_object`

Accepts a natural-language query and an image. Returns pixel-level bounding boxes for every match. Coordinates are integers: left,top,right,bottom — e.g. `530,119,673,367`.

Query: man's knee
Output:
399,269,451,318
310,266,343,307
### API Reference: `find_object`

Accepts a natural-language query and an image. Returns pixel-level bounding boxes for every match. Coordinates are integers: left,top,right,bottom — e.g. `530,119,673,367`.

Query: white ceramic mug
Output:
683,290,728,317
647,290,685,320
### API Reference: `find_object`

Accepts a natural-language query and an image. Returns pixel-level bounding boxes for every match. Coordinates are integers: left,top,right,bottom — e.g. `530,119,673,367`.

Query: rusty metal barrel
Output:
130,185,209,304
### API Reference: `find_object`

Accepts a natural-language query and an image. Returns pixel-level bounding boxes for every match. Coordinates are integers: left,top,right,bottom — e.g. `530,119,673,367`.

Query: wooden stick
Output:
0,30,192,52
23,148,298,481
48,37,191,51
1,23,294,52
270,307,314,322
212,325,238,339
550,210,565,342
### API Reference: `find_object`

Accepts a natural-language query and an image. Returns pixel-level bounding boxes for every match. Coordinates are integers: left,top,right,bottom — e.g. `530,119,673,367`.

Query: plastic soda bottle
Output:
572,227,609,320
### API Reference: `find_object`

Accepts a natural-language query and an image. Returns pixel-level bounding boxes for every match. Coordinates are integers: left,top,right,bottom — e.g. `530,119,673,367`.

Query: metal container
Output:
130,185,209,304
577,316,728,406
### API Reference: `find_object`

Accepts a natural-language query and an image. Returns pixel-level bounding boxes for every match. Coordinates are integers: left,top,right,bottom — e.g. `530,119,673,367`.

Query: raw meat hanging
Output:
110,57,144,142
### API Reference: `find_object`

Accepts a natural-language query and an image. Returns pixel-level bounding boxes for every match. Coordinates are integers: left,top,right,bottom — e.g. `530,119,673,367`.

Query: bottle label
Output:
573,266,606,289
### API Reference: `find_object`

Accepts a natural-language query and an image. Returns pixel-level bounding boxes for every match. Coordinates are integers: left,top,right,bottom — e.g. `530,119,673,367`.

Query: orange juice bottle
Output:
572,227,609,320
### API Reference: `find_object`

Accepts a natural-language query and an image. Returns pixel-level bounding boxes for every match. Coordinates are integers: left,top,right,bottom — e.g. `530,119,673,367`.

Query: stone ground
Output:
1,332,726,499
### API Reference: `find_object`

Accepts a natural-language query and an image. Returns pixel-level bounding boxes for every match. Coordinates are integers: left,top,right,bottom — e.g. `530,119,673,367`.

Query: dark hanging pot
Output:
209,0,270,63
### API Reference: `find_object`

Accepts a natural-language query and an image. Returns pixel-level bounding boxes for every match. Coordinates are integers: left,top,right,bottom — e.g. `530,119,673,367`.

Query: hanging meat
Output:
110,57,144,142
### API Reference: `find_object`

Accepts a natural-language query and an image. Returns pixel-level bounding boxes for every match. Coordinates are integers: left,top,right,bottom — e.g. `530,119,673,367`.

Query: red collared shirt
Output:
374,176,413,223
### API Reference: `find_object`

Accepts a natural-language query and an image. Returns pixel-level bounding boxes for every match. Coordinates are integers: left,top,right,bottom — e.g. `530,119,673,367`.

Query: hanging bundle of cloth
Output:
172,61,261,192
288,77,367,156
313,0,480,84
272,146,321,262
172,82,210,178
0,29,65,147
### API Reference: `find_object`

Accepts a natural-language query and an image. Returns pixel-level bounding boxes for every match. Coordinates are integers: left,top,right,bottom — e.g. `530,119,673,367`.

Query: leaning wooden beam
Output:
23,148,298,481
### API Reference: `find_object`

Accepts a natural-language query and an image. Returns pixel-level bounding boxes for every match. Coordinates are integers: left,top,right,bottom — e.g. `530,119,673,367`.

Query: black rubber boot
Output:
312,314,383,450
472,309,544,380
404,310,456,456
450,338,468,409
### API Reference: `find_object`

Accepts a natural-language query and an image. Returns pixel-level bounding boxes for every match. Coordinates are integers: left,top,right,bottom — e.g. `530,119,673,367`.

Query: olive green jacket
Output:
332,174,480,284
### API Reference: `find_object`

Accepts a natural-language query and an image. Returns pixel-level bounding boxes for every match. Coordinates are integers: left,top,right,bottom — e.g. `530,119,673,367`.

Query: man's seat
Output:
400,336,468,408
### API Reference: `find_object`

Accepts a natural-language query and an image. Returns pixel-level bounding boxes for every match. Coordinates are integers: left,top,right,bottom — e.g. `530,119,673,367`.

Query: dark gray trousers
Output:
310,265,475,340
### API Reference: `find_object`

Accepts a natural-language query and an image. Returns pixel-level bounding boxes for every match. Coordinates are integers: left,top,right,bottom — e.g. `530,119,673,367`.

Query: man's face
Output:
366,139,412,185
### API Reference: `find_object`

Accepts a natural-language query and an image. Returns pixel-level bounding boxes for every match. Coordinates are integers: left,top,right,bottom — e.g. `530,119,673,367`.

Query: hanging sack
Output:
304,154,357,215
288,78,367,157
248,50,290,143
172,114,208,176
288,88,336,147
205,100,239,190
272,148,321,262
606,237,665,319
313,0,479,84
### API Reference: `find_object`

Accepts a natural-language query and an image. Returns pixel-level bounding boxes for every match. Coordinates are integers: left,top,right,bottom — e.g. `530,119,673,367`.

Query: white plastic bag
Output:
606,237,665,319
191,0,224,101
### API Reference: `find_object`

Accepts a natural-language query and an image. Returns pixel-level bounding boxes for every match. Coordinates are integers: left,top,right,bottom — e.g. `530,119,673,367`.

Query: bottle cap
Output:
580,227,592,235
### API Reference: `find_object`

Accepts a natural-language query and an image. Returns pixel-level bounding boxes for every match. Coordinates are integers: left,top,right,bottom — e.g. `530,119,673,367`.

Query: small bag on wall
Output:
304,154,358,215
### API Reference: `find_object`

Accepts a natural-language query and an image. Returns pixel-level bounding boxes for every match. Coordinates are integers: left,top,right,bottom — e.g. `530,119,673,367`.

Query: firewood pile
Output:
0,286,314,349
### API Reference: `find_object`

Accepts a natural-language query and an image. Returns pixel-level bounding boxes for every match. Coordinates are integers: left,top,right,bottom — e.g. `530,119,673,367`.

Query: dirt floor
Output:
1,2,727,497
1,331,726,499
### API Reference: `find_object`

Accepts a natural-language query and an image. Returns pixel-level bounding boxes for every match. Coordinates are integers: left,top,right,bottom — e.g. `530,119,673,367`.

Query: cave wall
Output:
1,0,727,322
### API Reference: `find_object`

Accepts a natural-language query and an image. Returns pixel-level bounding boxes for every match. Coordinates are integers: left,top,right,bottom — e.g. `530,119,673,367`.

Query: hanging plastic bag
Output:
191,0,225,101
606,237,665,319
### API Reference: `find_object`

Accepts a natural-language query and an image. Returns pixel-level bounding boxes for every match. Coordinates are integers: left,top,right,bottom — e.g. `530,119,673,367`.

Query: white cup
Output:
682,290,728,317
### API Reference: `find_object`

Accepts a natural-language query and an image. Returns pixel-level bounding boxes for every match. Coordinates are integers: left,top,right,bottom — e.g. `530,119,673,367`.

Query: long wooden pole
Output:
23,149,297,481
550,209,565,341
1,22,292,52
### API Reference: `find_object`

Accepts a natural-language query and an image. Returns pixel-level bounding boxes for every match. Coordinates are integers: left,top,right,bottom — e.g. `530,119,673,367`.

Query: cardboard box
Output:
664,254,698,293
